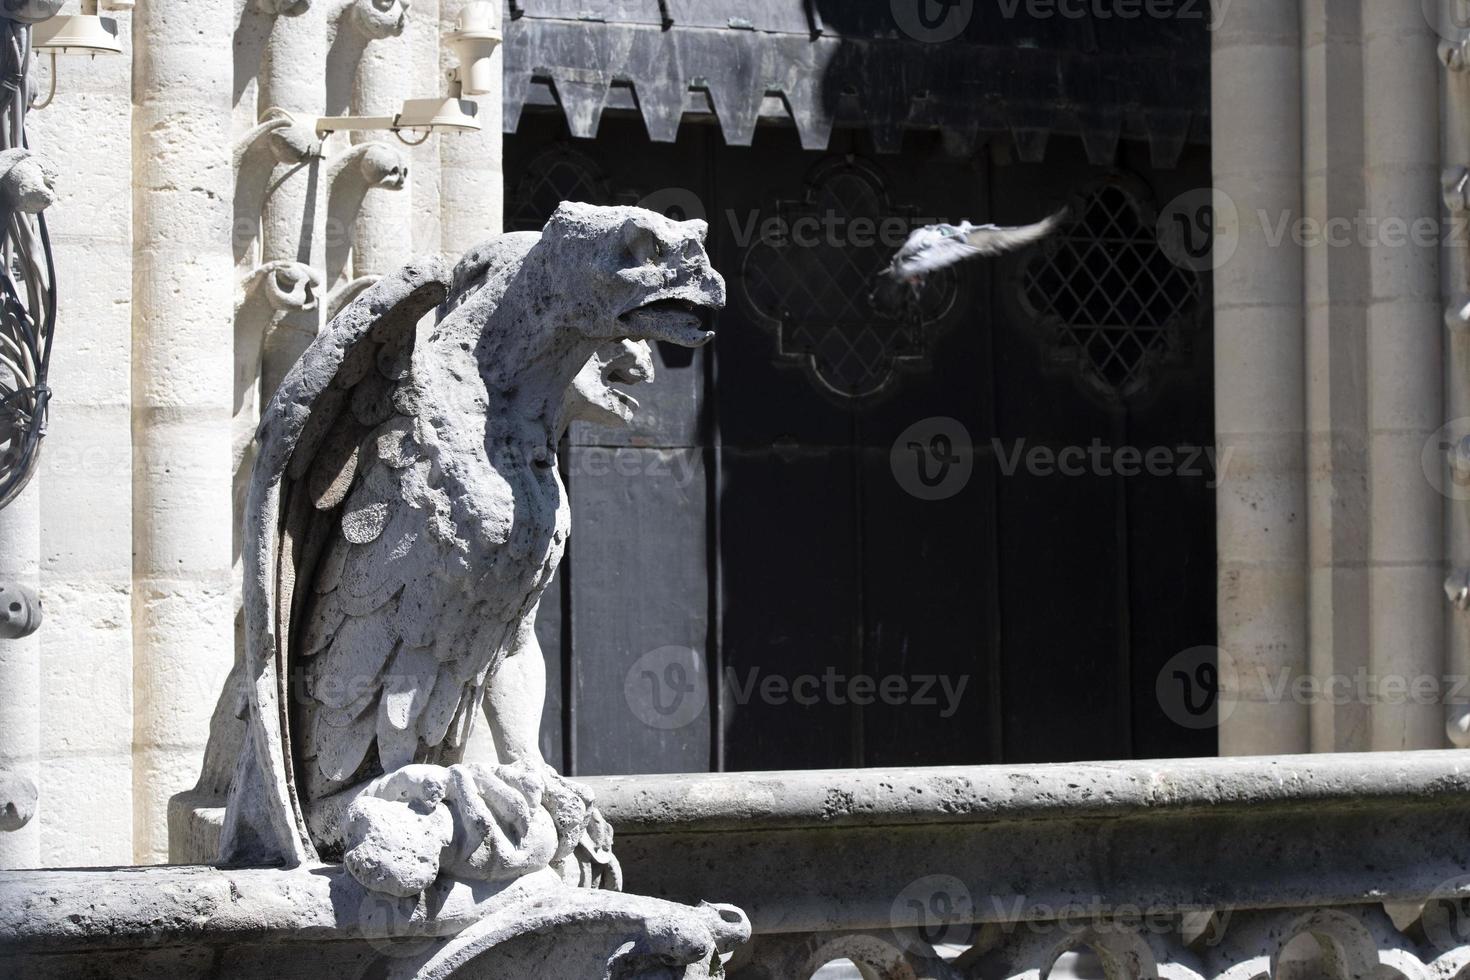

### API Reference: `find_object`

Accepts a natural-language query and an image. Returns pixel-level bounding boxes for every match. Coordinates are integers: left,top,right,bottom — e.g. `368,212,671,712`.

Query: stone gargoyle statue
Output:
218,203,748,977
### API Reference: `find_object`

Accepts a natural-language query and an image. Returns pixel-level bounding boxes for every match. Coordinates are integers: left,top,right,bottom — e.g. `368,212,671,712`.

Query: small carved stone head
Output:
566,339,656,428
357,143,408,190
0,149,57,215
350,0,410,39
260,261,321,314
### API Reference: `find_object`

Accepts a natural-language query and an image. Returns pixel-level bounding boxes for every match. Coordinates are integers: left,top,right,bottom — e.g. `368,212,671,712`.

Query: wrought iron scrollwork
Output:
0,14,56,511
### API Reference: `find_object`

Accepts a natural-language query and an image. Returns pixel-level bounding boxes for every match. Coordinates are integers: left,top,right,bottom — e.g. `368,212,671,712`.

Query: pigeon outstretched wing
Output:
886,210,1066,281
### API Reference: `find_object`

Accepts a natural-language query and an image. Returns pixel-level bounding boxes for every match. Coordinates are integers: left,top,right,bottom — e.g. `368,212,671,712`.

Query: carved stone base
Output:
0,864,749,979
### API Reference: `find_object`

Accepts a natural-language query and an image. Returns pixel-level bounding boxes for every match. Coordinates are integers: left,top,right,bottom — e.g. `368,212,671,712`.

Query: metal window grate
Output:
1021,183,1200,399
507,145,609,231
741,158,958,400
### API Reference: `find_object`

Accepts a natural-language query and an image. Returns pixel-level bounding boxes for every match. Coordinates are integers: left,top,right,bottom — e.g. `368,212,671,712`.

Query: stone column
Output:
132,0,236,863
27,0,136,864
258,0,325,397
1362,1,1443,751
1301,0,1370,752
347,0,411,279
1213,0,1310,755
1441,6,1470,748
0,484,40,868
438,0,501,258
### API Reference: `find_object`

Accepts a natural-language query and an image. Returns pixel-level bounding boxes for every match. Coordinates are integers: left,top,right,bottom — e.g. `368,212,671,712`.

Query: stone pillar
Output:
258,0,325,397
438,0,501,258
0,485,40,868
1213,0,1310,755
27,0,136,864
1441,6,1470,748
1362,1,1443,751
347,0,411,279
1301,0,1370,752
132,1,236,863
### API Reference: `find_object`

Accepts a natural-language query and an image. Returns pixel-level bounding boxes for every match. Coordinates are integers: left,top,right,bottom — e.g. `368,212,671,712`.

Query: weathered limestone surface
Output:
221,206,724,900
18,752,1470,978
0,864,749,978
587,751,1470,979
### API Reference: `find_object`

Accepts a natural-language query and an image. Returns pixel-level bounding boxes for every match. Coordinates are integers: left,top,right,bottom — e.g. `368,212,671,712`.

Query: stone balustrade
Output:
5,751,1470,978
587,751,1470,980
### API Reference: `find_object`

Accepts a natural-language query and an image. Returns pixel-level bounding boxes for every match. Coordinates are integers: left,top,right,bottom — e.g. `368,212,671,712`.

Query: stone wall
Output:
0,0,502,869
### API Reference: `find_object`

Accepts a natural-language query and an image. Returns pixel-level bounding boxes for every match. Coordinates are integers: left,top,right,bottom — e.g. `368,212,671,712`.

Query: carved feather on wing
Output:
221,260,451,868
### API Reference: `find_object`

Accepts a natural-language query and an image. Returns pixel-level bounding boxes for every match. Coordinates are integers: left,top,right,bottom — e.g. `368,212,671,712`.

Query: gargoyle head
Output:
350,0,410,38
565,339,656,429
539,202,725,348
0,149,57,215
356,143,408,190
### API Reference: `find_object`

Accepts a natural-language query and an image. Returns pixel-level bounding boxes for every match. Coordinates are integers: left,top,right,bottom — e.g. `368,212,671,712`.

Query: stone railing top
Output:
0,862,546,955
587,750,1470,835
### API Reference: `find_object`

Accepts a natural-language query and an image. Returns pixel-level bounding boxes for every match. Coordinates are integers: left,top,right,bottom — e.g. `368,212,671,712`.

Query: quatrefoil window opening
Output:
740,157,960,400
1021,181,1202,401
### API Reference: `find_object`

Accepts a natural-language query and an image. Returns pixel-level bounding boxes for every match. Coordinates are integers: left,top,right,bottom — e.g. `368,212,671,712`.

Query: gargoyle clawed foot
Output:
340,761,619,898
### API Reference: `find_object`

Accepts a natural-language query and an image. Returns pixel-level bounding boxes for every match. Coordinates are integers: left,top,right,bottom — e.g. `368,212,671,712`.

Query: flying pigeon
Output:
885,211,1067,284
879,210,1067,296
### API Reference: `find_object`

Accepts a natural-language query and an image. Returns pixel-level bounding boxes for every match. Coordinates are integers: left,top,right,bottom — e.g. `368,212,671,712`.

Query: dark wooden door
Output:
505,112,1218,776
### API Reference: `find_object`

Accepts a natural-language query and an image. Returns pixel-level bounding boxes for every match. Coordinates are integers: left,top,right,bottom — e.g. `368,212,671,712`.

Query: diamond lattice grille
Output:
741,161,957,399
508,147,607,231
1022,184,1201,398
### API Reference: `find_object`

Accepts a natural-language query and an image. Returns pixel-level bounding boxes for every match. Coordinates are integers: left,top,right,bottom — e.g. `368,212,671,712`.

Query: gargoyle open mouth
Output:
619,296,716,347
603,358,646,417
